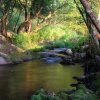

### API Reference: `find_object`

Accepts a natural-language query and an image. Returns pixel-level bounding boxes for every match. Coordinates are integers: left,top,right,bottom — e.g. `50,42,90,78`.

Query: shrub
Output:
12,33,34,50
32,24,66,43
12,24,88,51
43,28,88,49
71,84,98,100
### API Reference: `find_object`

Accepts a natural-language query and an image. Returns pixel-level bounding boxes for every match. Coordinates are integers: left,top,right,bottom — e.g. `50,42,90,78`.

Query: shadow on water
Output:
0,60,83,100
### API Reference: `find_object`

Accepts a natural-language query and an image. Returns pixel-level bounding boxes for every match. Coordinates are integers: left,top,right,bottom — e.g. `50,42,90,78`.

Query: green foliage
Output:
32,24,66,42
91,75,100,95
40,26,88,49
10,0,89,51
31,85,98,100
12,33,34,50
31,88,68,100
57,91,69,100
8,9,24,31
12,24,88,51
71,84,98,100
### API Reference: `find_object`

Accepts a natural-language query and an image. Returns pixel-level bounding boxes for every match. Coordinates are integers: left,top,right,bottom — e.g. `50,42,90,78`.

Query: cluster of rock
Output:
39,47,87,65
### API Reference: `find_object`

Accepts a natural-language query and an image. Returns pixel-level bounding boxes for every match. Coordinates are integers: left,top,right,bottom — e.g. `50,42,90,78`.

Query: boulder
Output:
65,49,73,55
0,56,11,65
0,52,12,65
0,52,10,59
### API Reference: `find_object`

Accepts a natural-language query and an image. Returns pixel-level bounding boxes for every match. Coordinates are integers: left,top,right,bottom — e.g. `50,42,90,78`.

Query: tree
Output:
75,0,100,54
0,0,14,37
17,0,67,33
79,0,100,33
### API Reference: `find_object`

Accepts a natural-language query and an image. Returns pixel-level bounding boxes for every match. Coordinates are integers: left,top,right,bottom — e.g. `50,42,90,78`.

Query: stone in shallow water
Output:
65,49,73,55
41,57,62,63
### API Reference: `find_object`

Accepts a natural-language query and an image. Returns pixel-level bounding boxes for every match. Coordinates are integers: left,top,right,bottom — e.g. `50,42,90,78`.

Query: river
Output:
0,60,83,100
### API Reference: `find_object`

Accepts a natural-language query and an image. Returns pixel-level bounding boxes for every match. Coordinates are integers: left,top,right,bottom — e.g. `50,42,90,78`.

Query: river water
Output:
0,60,83,100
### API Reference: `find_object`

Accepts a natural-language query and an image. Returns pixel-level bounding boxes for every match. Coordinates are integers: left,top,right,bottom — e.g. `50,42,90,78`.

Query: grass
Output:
11,24,88,51
12,33,34,50
32,24,66,42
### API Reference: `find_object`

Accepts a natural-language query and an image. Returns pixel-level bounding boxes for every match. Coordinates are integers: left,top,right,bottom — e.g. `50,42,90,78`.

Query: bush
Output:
12,33,34,50
32,24,66,43
71,84,98,100
44,28,88,49
31,85,98,100
12,24,88,51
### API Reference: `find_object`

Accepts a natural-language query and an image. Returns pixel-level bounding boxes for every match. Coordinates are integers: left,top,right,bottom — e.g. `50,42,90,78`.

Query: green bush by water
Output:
43,26,88,49
12,24,88,50
71,85,98,100
32,24,66,42
31,85,98,100
12,33,34,50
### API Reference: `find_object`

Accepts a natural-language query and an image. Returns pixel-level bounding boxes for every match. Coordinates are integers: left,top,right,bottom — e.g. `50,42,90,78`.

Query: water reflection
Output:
0,60,83,100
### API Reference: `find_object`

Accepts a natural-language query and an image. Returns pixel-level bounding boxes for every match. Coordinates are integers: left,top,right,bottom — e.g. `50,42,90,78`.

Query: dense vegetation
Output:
0,0,88,51
31,85,99,100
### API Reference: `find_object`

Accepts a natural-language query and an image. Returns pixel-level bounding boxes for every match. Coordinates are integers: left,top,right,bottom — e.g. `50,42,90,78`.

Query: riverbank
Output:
0,35,41,65
0,34,85,65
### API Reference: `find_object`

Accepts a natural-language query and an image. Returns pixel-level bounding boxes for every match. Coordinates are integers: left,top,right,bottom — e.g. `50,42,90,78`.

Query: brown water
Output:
0,60,83,100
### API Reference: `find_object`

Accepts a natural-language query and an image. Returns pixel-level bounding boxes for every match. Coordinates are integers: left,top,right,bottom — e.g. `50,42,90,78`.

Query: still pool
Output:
0,60,83,100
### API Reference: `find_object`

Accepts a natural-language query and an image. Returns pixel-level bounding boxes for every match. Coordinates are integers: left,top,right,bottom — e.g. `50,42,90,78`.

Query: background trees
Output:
0,0,15,36
0,0,67,34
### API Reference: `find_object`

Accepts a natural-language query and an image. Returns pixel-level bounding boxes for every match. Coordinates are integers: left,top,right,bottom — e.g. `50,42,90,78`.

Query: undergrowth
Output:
31,84,99,100
12,33,34,50
11,24,88,51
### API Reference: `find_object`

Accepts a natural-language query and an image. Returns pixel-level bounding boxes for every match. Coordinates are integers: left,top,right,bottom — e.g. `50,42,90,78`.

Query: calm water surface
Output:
0,60,83,100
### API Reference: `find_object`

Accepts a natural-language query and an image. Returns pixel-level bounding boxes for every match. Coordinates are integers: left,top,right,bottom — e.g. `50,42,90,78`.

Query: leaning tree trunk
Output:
92,3,100,55
17,0,32,33
80,0,100,33
79,0,100,54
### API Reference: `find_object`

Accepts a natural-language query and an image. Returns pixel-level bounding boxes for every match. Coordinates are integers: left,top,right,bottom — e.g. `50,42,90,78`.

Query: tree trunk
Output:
0,12,8,37
17,0,32,33
0,1,11,37
79,0,100,54
80,0,100,34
